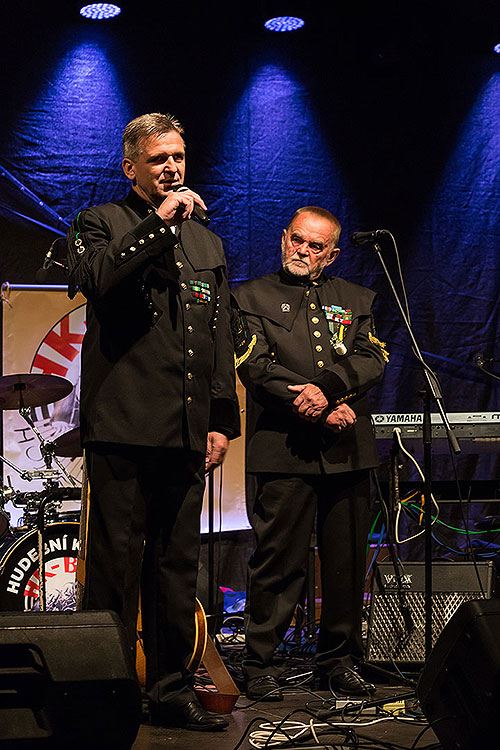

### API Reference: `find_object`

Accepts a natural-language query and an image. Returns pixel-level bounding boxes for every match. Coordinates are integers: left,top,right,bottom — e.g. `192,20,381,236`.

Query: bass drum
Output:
0,522,79,612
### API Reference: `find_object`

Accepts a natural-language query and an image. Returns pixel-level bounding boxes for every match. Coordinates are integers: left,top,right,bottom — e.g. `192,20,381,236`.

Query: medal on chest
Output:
321,305,352,355
189,279,211,304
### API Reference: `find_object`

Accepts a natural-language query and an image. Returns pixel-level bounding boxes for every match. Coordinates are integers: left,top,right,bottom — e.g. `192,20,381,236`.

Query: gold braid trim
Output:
234,334,257,369
369,332,390,362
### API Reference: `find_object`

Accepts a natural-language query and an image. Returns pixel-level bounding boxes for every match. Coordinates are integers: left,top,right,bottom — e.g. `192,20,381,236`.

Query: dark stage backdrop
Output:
0,2,499,491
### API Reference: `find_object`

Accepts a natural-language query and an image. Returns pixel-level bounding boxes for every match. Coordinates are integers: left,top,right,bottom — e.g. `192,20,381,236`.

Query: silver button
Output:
130,246,136,252
187,325,193,333
187,348,194,357
185,303,191,310
139,239,145,245
187,372,193,380
149,233,155,239
120,252,126,257
160,227,166,233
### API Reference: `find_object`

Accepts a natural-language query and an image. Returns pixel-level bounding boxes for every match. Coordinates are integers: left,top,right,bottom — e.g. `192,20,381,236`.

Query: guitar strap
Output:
201,635,240,697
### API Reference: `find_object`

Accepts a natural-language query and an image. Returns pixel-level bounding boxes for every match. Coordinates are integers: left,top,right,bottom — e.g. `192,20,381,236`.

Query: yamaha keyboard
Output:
372,412,500,452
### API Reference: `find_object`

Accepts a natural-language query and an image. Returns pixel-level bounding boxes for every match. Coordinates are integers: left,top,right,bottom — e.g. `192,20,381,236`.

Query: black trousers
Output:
243,470,371,680
83,444,205,705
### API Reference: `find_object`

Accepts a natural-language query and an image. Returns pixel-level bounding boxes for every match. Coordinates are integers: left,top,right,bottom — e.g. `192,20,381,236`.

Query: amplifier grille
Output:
366,562,494,663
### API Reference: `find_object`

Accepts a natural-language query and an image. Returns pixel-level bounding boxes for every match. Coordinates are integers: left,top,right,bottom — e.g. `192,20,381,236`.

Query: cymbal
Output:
0,373,73,409
53,426,82,457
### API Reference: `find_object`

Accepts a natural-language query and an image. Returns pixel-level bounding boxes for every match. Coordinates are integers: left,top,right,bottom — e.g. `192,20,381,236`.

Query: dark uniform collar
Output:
278,267,328,288
125,188,157,219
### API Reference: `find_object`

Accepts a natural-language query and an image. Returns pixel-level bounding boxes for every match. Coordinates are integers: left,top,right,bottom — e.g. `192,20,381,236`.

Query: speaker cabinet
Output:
0,610,142,748
366,561,494,663
417,598,500,750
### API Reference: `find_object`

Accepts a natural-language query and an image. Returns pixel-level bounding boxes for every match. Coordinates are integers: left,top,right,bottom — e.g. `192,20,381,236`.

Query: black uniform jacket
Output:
233,270,387,474
67,189,239,452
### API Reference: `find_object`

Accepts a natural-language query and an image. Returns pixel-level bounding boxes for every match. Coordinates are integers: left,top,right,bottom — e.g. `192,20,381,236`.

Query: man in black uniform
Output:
232,207,388,700
67,113,239,730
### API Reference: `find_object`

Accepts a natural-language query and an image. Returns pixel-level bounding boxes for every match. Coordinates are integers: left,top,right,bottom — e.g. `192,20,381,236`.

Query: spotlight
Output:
264,15,305,32
80,3,121,20
494,43,500,54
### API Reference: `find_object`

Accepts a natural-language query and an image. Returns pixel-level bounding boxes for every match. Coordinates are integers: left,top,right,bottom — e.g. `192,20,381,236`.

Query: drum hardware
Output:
36,489,59,612
18,404,78,488
0,373,78,489
0,374,82,607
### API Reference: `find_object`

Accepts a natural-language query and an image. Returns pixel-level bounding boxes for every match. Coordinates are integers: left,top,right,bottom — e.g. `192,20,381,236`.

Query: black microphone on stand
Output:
350,229,389,246
173,185,210,226
35,237,68,282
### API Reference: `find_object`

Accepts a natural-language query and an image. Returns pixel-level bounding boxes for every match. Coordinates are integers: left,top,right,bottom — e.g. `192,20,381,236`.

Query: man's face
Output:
281,212,340,281
122,130,186,207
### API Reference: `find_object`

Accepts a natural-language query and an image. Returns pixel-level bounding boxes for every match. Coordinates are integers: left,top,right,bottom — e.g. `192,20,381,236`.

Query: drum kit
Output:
0,373,82,614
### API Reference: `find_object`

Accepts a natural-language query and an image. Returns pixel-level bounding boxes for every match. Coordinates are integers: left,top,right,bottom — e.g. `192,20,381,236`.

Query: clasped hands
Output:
287,383,356,432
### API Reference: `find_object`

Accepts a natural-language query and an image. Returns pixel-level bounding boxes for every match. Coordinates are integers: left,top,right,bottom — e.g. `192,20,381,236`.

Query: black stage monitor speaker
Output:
0,610,142,749
417,598,500,750
366,561,494,664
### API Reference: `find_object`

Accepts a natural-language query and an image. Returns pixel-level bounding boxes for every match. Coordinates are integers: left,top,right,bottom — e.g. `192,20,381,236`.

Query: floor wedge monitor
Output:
0,610,142,749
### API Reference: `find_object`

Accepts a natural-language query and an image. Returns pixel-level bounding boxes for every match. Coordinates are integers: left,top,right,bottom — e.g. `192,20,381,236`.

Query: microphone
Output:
35,238,67,283
173,185,210,226
350,229,388,246
42,238,58,270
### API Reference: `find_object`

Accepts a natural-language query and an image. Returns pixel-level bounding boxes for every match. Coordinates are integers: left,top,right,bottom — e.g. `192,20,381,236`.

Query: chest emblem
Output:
322,305,352,355
281,303,291,313
189,280,211,304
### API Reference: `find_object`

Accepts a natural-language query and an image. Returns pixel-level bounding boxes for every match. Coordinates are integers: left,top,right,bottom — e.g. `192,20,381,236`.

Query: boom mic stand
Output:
364,231,461,660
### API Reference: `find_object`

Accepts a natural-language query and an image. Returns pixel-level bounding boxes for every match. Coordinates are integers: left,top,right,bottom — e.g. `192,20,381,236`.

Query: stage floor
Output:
131,686,437,749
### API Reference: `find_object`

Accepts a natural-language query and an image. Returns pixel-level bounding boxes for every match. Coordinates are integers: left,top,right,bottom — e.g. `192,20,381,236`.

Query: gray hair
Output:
122,113,184,160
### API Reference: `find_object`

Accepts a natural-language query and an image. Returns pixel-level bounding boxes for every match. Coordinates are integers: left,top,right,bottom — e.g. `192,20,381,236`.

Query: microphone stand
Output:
370,239,460,660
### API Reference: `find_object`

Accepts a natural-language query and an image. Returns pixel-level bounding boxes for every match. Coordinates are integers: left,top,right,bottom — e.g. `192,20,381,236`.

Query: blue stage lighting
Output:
494,43,500,54
264,16,305,32
80,4,121,20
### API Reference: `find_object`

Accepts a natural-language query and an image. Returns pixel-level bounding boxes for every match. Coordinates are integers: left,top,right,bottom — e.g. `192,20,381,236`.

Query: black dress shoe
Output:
150,698,229,731
246,675,283,701
325,667,376,697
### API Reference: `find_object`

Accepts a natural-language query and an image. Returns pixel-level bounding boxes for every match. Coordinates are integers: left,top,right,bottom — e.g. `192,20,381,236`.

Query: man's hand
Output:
156,188,207,227
324,403,357,432
287,383,329,422
205,431,229,472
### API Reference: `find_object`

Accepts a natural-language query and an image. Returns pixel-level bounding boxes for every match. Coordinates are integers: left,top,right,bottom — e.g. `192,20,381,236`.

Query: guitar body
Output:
136,598,207,687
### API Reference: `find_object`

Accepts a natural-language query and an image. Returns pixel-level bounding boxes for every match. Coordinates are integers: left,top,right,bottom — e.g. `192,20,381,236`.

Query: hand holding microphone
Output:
156,185,210,226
